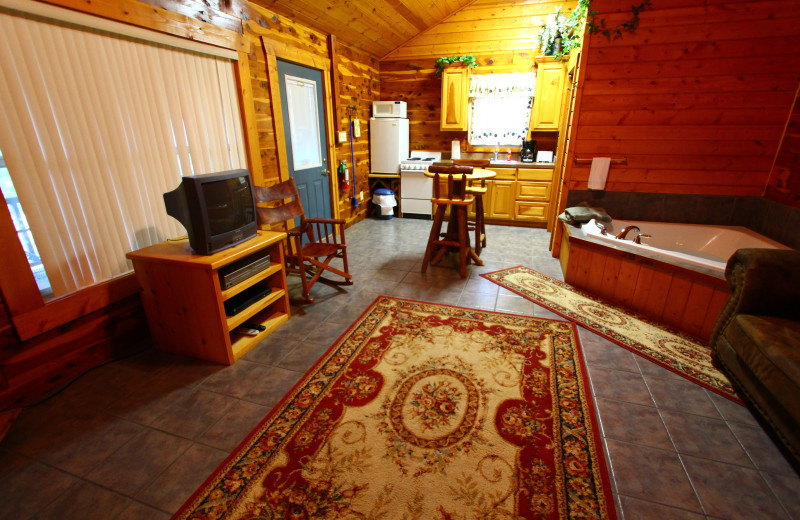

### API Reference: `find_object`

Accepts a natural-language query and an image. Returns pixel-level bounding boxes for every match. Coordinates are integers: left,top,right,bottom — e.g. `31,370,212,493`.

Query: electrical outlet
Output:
359,191,364,201
337,131,347,143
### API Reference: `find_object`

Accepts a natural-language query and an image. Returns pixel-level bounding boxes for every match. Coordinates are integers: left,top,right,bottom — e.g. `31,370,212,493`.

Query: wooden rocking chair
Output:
253,179,352,304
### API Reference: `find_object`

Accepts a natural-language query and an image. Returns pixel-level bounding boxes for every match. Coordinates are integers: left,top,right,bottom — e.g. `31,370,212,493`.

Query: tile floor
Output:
1,218,798,519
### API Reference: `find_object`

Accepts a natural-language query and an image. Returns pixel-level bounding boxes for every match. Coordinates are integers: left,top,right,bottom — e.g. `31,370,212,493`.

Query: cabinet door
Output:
516,181,552,202
488,181,515,220
532,59,566,130
441,67,470,131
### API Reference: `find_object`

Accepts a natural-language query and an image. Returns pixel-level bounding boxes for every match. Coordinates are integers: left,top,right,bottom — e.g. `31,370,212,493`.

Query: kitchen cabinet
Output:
440,66,470,131
126,231,290,365
478,166,554,224
487,180,515,220
531,57,566,131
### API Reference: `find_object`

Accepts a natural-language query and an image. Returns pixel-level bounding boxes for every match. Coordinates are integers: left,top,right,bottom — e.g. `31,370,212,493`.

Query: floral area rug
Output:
482,266,740,403
174,297,616,520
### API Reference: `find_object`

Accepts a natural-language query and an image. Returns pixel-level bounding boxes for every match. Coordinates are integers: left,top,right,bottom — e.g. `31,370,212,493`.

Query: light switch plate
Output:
338,131,347,143
353,119,361,138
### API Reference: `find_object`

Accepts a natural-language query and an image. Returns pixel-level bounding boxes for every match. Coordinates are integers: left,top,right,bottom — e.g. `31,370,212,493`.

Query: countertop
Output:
434,160,555,169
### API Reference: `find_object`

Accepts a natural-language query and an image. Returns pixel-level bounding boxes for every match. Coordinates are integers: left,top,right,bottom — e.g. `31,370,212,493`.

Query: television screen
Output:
164,169,258,255
203,176,255,236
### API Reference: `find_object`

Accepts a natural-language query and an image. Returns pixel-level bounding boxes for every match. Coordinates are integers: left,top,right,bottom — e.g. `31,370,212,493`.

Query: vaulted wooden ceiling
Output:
249,0,479,58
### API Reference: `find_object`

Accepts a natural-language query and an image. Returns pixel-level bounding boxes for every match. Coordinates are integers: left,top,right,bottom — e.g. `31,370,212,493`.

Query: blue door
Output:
277,60,331,221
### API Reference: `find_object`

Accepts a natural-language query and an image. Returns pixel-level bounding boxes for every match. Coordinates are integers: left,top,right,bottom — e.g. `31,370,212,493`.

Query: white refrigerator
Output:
370,117,409,174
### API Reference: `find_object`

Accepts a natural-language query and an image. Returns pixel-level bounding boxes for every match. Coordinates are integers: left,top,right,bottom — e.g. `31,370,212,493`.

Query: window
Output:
0,7,245,298
0,150,52,296
468,73,536,147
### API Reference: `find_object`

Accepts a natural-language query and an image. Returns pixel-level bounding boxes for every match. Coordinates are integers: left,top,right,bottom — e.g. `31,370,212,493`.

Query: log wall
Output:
564,0,800,196
380,0,576,152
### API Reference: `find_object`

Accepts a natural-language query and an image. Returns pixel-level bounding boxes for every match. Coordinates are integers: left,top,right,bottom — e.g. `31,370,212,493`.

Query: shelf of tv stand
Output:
126,230,290,365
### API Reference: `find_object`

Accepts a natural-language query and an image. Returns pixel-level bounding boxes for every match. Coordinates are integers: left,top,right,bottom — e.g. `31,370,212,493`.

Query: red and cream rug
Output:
174,297,616,520
482,266,739,403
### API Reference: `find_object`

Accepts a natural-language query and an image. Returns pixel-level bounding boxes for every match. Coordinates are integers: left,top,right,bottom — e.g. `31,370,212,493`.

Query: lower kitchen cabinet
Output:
487,180,515,220
480,167,554,224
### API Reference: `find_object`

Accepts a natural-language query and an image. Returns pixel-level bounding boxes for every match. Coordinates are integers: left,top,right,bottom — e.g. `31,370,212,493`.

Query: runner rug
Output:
174,297,616,520
482,266,739,403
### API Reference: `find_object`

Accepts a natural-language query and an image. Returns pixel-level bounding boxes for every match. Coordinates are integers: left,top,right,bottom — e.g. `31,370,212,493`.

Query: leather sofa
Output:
710,248,800,465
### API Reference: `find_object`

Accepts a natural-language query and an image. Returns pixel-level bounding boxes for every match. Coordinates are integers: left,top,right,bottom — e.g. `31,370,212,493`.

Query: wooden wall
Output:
764,82,800,208
380,0,576,152
236,2,379,220
564,0,800,196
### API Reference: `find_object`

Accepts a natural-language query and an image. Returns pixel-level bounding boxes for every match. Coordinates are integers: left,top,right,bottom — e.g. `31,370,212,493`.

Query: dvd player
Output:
218,251,271,289
224,285,271,316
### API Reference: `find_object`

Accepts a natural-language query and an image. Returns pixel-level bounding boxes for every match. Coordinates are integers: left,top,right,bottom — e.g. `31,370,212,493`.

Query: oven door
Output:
399,169,432,219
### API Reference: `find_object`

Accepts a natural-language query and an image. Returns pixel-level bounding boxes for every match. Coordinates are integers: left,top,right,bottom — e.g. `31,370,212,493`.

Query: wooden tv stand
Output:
126,231,290,365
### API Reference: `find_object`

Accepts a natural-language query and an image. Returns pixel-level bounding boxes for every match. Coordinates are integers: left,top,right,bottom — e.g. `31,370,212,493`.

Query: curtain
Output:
468,73,536,147
0,9,246,297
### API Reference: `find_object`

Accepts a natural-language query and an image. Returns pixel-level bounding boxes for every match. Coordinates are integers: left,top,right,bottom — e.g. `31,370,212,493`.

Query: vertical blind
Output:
0,9,246,297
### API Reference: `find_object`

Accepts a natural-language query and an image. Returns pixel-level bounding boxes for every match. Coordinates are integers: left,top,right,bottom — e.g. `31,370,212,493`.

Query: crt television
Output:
163,169,258,255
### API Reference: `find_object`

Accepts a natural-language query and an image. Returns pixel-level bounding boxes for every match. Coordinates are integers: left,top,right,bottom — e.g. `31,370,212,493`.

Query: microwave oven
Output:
372,101,407,118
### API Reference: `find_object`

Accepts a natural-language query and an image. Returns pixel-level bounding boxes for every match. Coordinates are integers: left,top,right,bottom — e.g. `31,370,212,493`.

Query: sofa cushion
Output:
724,314,800,421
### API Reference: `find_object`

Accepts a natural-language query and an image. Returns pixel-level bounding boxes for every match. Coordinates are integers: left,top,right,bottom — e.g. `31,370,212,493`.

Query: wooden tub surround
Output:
559,222,730,343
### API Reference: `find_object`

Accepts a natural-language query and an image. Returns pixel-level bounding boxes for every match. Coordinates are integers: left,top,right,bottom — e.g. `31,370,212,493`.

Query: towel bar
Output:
574,157,627,165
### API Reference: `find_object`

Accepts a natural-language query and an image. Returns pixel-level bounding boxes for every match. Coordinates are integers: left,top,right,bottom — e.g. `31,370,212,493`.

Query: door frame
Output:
260,37,340,218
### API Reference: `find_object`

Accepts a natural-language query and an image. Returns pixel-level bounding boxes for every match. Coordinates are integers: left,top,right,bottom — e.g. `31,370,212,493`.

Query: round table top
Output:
424,167,496,180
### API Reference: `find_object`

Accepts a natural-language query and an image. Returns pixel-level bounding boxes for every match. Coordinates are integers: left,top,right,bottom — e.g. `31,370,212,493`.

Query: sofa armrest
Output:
709,248,800,346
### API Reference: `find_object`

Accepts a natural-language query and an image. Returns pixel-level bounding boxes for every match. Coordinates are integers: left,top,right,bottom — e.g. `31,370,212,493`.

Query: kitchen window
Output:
468,73,536,147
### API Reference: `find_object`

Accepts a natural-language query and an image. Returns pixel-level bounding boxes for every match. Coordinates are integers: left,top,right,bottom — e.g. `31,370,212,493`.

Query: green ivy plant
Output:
536,0,652,60
586,0,652,39
434,55,478,76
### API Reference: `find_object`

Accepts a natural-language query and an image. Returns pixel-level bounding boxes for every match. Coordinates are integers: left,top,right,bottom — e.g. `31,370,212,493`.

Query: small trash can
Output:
372,188,397,220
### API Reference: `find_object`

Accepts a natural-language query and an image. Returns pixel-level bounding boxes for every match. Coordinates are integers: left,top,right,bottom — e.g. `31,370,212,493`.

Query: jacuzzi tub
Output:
560,219,791,341
576,219,790,277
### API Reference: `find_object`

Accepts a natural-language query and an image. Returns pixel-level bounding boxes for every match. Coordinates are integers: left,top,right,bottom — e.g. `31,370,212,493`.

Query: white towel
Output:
588,157,611,191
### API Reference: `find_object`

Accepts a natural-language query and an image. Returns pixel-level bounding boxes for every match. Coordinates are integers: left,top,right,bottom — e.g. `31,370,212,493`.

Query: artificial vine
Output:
434,55,478,76
536,0,652,60
584,0,652,40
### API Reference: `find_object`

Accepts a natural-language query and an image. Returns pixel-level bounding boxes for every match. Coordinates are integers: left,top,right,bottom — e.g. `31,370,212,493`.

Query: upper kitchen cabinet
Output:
440,66,470,131
531,57,567,131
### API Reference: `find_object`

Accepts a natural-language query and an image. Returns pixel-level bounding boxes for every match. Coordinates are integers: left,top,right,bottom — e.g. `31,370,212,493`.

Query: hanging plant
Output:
535,4,587,60
536,0,651,60
434,55,478,76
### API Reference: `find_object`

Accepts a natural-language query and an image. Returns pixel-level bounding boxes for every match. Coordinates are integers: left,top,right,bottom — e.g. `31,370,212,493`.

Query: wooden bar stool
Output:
454,159,489,255
466,178,487,255
421,165,475,278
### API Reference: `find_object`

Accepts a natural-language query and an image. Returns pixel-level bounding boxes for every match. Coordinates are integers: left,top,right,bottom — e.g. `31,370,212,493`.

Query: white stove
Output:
400,151,441,218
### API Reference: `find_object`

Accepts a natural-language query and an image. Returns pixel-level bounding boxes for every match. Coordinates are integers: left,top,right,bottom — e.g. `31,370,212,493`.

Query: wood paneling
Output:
563,0,800,197
248,0,475,58
765,83,800,208
563,235,730,342
380,0,576,152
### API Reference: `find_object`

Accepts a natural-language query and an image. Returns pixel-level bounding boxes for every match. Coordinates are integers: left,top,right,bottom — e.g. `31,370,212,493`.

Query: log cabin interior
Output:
1,0,799,517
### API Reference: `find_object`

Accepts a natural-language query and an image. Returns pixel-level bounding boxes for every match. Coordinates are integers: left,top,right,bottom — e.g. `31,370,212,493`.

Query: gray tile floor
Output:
1,217,798,519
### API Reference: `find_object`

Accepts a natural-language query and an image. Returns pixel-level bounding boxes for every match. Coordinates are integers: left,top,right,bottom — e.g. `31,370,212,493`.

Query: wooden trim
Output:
260,35,340,218
550,35,591,257
263,51,291,184
11,273,139,341
0,189,43,317
234,52,265,186
328,34,343,135
28,0,247,53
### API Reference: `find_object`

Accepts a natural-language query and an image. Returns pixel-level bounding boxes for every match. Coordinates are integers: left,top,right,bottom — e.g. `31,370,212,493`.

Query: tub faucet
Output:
633,233,651,244
615,225,640,240
594,221,608,235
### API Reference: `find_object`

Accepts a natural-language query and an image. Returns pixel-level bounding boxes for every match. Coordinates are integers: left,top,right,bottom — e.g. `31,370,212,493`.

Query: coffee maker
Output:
520,139,537,162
